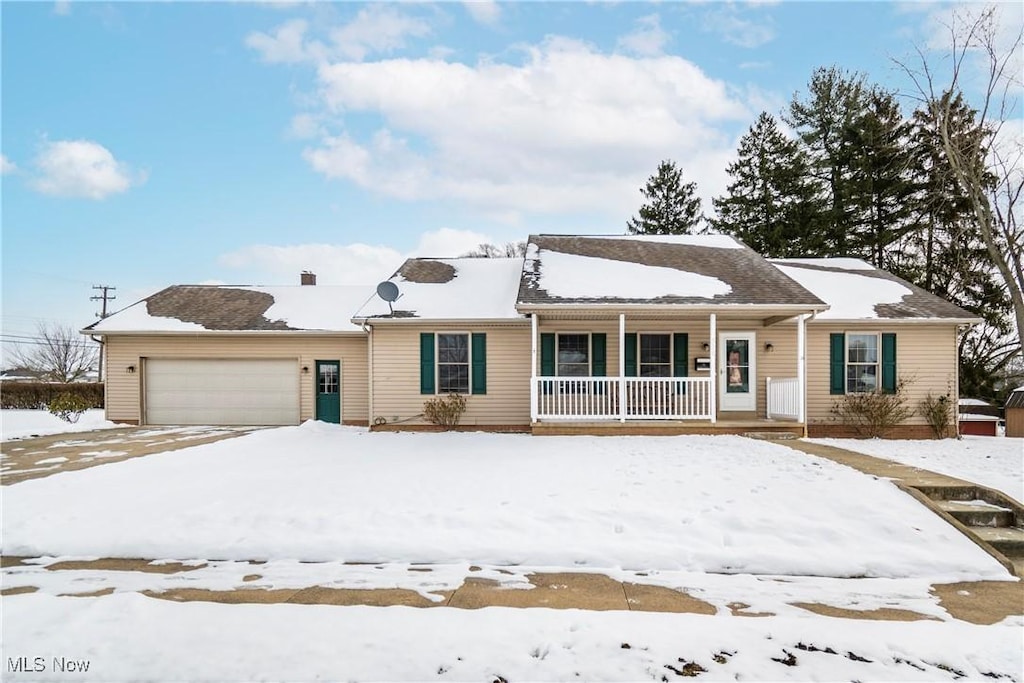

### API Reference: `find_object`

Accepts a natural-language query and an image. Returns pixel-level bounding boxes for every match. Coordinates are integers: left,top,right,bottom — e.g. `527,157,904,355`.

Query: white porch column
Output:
797,313,806,426
530,313,538,422
619,313,626,423
709,313,717,424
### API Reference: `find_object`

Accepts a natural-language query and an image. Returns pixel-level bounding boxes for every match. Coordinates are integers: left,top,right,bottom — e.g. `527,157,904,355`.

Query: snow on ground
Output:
1,423,1008,580
0,409,116,441
809,436,1024,503
0,558,963,622
2,593,1020,682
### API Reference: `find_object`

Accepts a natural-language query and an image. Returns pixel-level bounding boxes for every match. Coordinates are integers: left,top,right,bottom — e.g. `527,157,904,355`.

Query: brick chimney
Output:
301,271,316,286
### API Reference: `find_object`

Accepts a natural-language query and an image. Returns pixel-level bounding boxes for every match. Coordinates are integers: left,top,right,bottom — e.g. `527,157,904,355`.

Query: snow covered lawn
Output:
809,436,1024,503
2,423,1008,580
1,409,116,441
3,593,1020,682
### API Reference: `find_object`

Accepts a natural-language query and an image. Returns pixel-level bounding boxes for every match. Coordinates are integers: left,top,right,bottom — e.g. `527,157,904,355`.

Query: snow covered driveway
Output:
1,423,1008,580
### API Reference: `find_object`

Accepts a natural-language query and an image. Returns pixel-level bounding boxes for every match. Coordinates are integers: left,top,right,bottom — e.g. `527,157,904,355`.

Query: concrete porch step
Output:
971,527,1024,557
936,500,1016,528
915,485,983,502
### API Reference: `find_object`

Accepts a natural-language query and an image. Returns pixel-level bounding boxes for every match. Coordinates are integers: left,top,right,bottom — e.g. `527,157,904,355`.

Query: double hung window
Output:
556,334,590,376
437,333,470,394
846,333,879,393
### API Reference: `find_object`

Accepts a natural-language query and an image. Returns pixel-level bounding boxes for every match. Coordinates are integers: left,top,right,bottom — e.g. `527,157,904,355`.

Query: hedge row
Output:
1,382,104,410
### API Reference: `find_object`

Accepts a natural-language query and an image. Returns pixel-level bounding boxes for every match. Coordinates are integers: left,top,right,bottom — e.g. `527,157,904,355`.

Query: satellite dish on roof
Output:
376,281,401,314
377,281,400,302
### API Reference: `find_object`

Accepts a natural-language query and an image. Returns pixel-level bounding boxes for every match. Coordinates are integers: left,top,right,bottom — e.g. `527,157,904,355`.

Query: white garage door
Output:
145,359,300,426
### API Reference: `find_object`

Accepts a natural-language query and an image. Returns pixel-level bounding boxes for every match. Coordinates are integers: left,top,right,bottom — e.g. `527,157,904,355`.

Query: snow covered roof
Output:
771,259,978,321
86,285,373,334
351,257,524,321
517,234,826,309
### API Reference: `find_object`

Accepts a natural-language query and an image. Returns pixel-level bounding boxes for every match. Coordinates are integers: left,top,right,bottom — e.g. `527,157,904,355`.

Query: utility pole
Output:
91,285,116,382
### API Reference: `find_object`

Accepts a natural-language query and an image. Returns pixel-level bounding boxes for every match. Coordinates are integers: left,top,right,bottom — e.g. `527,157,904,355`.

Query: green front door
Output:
315,360,341,423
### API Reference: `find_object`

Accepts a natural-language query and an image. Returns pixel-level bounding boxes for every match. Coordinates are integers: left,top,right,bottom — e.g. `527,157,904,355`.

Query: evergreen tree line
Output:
627,67,1017,400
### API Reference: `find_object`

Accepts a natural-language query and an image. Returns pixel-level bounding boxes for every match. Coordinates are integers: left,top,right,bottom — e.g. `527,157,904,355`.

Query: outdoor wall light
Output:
126,365,136,373
764,343,775,353
701,342,710,352
302,366,310,374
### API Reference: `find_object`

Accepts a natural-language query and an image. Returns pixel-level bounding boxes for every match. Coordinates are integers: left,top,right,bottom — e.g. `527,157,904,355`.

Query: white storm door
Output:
718,332,756,412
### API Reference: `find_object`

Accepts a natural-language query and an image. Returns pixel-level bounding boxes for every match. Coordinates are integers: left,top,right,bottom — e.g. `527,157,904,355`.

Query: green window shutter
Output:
420,333,435,395
673,333,688,394
591,333,607,395
471,333,486,395
540,333,555,376
673,333,689,377
881,333,897,394
829,333,845,395
624,333,637,377
591,334,607,377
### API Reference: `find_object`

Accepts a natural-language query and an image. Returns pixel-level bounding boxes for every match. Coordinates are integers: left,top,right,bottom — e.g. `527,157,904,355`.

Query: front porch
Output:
527,311,809,432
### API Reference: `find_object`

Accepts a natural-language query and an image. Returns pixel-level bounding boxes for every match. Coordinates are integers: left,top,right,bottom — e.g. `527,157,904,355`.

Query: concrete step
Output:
971,527,1024,557
916,485,981,502
937,500,1015,528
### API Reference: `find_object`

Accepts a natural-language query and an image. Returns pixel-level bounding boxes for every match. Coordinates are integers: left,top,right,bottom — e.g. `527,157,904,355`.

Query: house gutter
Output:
515,303,829,315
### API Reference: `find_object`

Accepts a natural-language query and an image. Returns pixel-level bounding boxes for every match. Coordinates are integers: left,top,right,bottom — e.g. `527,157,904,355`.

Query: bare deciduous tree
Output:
462,241,528,258
896,6,1024,354
14,323,97,383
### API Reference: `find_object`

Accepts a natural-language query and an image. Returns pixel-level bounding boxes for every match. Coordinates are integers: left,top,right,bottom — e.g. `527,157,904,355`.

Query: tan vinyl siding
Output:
370,324,531,426
103,334,368,425
805,323,958,427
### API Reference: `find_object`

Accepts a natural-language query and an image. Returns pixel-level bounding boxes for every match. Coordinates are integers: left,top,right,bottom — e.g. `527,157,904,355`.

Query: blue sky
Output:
1,1,1019,362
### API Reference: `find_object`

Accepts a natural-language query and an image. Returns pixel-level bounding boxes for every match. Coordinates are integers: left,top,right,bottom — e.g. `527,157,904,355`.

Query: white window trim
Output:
638,331,673,378
555,332,592,377
436,331,472,395
845,331,880,394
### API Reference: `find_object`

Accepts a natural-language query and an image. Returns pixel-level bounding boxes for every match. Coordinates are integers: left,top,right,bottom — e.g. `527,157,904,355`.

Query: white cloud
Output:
218,228,494,285
287,112,324,139
246,18,320,64
52,1,71,16
30,140,143,200
463,1,501,26
301,36,751,216
617,14,670,57
247,6,430,65
702,5,775,48
1,154,16,174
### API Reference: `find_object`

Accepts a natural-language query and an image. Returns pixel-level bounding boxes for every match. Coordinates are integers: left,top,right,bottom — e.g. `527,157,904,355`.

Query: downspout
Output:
89,334,106,419
361,322,374,429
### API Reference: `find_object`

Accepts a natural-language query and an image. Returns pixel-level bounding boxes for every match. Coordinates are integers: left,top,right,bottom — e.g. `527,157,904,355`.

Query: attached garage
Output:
145,358,300,426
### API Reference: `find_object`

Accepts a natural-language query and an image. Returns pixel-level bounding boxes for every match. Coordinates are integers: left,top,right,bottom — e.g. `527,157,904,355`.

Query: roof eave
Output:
84,329,367,336
809,317,982,325
352,317,529,326
515,303,829,314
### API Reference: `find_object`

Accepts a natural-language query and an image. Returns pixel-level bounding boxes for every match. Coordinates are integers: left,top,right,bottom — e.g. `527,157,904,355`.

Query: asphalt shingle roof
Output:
518,234,826,307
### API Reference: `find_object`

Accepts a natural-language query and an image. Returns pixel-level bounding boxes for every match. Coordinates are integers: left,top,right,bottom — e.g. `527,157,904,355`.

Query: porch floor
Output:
531,420,805,437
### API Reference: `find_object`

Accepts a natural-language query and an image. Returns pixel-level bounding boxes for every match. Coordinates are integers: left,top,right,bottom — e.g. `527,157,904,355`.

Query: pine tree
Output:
710,112,826,256
785,67,869,255
626,160,703,235
845,88,919,271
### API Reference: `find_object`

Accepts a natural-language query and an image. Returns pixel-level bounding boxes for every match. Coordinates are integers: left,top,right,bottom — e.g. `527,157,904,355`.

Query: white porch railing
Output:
535,377,712,421
766,377,800,420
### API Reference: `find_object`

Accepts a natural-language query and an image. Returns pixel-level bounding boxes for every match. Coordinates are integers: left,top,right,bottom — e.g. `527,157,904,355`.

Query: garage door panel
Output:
145,359,299,426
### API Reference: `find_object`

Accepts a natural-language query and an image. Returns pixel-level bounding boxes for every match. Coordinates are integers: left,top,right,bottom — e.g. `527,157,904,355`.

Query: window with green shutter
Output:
421,332,487,395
